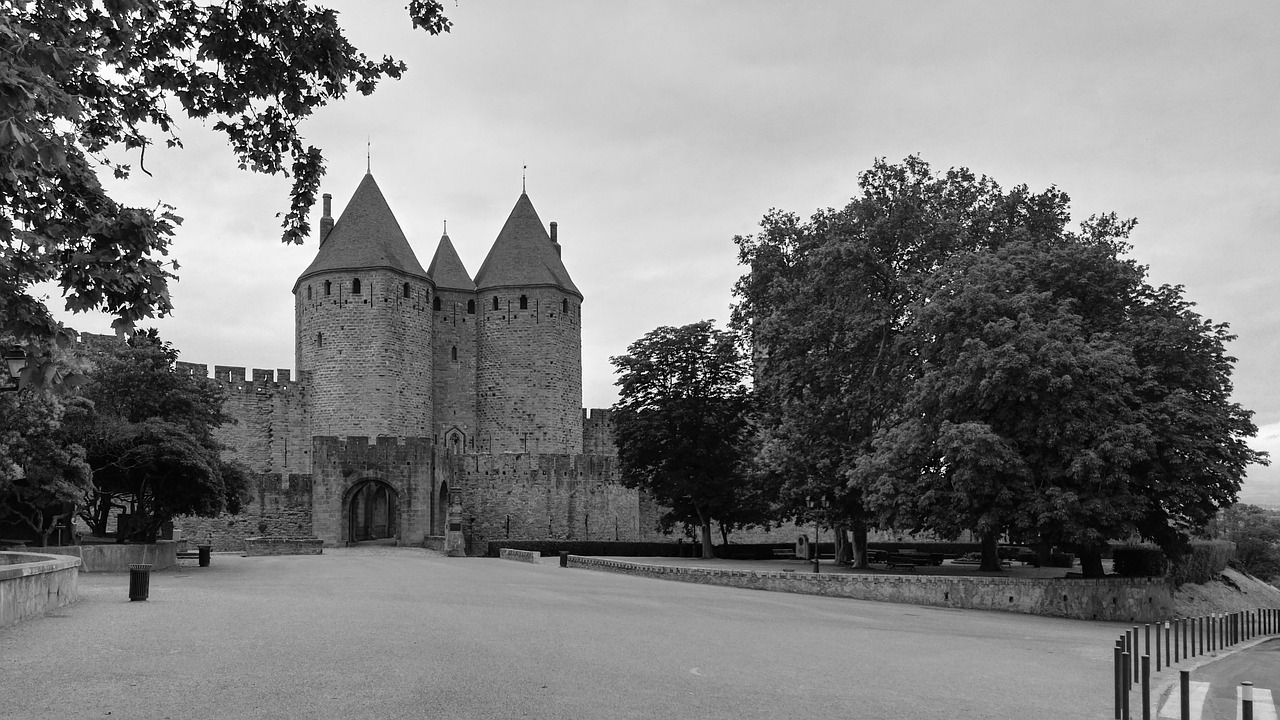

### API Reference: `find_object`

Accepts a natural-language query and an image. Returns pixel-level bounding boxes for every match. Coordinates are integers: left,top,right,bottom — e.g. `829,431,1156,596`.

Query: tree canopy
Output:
0,390,92,545
610,320,754,558
67,330,249,542
734,156,1266,574
1,0,450,375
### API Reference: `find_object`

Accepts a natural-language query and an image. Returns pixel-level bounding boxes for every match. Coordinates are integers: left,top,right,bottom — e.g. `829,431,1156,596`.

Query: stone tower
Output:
293,173,434,438
427,230,478,451
473,193,583,454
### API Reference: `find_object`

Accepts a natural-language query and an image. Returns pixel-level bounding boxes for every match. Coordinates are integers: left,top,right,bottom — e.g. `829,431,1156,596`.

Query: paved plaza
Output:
3,548,1128,719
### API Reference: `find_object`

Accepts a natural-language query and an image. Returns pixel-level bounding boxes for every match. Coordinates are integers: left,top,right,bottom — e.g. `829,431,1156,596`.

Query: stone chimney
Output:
319,193,334,245
550,221,560,257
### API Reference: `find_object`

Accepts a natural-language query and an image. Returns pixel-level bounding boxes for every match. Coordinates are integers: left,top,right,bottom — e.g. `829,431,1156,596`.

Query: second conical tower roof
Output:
295,173,428,290
427,233,475,292
474,193,581,298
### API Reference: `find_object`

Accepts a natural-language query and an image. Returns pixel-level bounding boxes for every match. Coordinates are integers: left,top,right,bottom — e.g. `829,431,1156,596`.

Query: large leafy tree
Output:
1,0,451,377
67,330,249,542
610,320,754,559
732,156,1065,565
856,228,1265,575
0,390,92,545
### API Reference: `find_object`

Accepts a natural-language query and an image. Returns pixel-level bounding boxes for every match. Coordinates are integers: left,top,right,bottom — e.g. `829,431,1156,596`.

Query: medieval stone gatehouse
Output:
176,174,663,553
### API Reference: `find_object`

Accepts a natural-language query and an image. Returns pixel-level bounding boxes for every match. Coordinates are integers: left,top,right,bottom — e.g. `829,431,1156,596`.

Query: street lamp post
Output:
807,495,828,574
2,348,27,392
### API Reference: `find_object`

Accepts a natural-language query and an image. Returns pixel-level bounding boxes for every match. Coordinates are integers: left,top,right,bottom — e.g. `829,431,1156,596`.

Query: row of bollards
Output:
1113,608,1278,720
127,544,212,601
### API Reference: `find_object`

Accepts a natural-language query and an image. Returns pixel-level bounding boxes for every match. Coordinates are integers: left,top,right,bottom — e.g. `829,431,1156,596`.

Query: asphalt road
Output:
1155,638,1280,719
1,548,1129,720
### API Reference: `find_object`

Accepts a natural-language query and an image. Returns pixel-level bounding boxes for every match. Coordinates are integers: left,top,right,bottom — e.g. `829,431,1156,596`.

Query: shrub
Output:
1045,552,1075,568
1112,544,1168,577
1171,540,1235,585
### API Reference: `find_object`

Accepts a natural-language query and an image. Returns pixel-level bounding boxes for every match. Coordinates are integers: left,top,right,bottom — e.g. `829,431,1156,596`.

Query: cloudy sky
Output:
47,1,1280,500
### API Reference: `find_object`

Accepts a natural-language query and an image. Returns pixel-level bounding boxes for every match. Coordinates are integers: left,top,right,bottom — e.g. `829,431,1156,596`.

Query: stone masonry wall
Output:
582,408,616,455
176,473,314,552
177,363,311,476
296,269,434,438
433,288,478,450
446,451,667,554
476,288,582,454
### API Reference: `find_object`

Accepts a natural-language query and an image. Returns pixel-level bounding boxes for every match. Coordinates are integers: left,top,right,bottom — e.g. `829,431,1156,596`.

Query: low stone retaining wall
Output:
423,536,446,552
33,542,177,572
0,552,81,628
566,557,1174,622
244,537,324,556
498,548,541,564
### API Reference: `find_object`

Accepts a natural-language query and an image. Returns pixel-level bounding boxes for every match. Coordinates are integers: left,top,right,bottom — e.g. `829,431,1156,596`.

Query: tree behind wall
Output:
67,331,249,542
610,321,755,560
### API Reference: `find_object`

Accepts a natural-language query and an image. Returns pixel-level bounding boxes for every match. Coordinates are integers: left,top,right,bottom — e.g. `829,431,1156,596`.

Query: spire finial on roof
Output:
522,164,527,194
367,137,371,174
443,219,447,235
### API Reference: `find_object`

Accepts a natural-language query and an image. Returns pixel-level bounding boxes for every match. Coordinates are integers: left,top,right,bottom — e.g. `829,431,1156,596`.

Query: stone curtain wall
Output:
295,269,434,438
476,288,583,454
176,473,314,552
177,363,312,476
0,552,80,628
433,288,479,450
567,556,1176,622
582,408,616,455
447,451,668,553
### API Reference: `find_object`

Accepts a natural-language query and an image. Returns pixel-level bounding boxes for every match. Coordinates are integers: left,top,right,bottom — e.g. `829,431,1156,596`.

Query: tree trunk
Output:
835,527,852,565
979,530,1003,572
719,521,729,547
1079,548,1105,578
852,517,870,569
697,508,714,560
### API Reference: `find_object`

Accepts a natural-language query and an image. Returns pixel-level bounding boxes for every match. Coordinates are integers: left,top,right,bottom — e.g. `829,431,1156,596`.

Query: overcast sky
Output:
46,1,1280,501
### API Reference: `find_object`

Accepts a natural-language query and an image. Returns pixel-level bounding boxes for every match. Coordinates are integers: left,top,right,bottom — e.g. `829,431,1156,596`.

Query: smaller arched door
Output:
348,481,398,543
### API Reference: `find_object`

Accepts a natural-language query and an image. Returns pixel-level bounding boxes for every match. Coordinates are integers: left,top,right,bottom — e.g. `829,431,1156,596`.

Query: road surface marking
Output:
1157,682,1277,720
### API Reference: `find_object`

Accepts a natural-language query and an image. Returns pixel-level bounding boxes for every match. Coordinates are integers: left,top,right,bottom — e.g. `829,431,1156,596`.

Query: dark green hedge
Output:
1171,540,1235,585
1112,545,1168,577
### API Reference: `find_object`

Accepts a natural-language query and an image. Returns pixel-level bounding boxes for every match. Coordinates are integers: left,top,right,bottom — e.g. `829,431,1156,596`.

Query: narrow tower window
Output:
519,295,528,310
492,296,499,311
306,286,312,300
451,346,458,361
403,282,410,298
433,296,442,311
561,298,568,314
316,332,323,347
467,300,475,314
352,278,362,294
324,280,331,296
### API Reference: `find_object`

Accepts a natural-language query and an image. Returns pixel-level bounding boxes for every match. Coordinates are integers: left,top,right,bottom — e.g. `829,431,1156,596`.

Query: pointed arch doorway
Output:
348,480,399,543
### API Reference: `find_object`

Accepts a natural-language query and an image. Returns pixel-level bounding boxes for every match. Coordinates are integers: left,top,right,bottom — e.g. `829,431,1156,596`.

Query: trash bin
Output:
128,563,152,601
198,544,211,567
559,551,569,568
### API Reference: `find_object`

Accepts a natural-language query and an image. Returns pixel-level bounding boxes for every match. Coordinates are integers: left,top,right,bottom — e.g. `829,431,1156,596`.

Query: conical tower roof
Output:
294,173,428,290
474,193,581,298
426,233,475,292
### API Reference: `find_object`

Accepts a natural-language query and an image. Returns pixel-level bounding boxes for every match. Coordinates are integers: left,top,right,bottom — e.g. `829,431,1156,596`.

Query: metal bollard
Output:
1180,670,1190,720
1165,620,1171,668
128,563,152,601
1133,626,1141,683
1122,652,1131,720
1141,655,1151,720
1115,640,1125,720
198,544,211,567
1174,618,1181,664
1242,681,1254,720
1156,622,1162,671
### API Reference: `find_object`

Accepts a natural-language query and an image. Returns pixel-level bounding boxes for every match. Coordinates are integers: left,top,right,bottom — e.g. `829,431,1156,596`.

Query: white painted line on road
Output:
1238,686,1277,720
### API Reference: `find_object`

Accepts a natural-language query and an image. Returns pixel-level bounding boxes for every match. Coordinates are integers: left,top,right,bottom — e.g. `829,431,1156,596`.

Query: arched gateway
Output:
347,480,398,543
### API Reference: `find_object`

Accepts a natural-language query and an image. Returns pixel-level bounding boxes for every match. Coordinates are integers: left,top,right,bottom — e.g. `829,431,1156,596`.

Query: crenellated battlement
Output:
174,361,310,394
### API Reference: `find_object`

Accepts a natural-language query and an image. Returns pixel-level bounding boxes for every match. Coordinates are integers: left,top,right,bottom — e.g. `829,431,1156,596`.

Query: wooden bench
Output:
771,548,796,559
